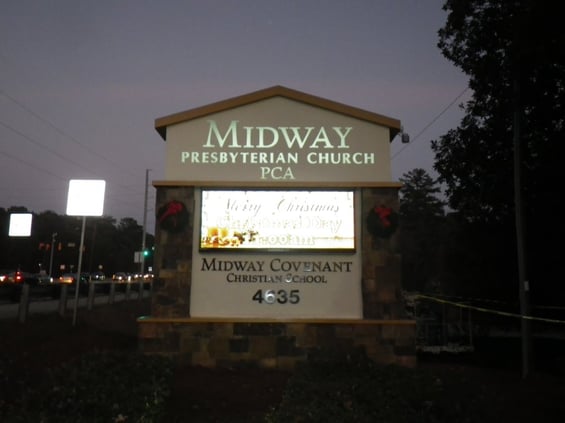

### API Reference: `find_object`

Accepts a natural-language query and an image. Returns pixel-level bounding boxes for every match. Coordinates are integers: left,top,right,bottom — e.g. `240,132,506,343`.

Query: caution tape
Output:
422,293,515,306
414,294,565,325
404,291,565,312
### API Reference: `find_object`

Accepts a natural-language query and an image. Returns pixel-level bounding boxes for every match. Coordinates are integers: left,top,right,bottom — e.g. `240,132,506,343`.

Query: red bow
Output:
159,201,183,223
373,206,392,227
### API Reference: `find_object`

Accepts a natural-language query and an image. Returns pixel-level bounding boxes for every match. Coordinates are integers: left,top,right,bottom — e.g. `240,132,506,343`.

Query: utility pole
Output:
513,68,531,379
48,232,57,276
140,169,150,274
511,10,531,378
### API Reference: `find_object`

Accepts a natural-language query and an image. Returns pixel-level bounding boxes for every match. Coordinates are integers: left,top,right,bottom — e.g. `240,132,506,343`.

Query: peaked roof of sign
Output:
154,85,401,142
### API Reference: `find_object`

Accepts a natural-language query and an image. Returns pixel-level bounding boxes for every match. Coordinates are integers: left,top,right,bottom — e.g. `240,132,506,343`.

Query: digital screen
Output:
200,190,355,251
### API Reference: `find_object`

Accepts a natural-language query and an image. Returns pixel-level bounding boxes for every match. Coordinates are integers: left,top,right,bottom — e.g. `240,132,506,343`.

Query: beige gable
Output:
155,86,401,185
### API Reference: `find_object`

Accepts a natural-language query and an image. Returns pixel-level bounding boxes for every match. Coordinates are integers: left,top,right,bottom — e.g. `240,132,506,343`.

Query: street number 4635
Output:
252,289,300,304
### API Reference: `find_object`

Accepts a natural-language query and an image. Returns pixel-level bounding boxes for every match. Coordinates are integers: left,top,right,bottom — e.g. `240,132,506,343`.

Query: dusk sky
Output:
0,0,470,232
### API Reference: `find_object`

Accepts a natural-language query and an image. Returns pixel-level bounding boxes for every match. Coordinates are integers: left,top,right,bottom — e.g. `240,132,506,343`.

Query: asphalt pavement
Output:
0,284,150,320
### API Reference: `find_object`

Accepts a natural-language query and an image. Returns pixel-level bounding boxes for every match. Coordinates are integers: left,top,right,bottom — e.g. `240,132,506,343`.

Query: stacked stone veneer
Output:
138,185,416,369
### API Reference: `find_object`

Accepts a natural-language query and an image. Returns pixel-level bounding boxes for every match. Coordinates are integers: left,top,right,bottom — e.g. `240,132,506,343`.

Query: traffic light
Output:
143,249,150,257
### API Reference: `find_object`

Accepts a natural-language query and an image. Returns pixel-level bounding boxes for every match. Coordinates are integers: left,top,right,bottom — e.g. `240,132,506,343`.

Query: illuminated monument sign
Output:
142,86,415,368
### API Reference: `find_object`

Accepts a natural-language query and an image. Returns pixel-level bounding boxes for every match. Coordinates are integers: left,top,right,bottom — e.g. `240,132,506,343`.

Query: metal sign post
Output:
72,216,87,326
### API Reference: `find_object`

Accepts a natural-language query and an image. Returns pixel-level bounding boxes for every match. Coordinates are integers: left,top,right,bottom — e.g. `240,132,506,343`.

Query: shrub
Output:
265,353,486,423
17,351,173,423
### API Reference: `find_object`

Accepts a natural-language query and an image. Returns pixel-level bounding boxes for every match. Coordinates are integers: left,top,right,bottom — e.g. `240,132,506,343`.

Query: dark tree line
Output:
398,169,445,293
400,0,565,307
0,206,154,277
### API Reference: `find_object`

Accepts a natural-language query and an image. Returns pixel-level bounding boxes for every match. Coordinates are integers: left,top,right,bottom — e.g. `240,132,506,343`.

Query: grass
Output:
1,299,564,422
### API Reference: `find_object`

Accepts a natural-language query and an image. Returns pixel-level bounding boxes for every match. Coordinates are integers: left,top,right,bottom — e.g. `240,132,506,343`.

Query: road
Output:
0,283,150,320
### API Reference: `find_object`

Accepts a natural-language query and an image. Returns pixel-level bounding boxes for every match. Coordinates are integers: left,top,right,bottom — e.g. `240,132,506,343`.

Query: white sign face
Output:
200,190,355,251
9,213,32,237
165,97,392,183
66,180,106,216
191,189,363,319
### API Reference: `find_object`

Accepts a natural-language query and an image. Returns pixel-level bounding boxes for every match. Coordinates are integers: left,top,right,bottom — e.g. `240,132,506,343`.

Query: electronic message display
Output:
200,189,355,252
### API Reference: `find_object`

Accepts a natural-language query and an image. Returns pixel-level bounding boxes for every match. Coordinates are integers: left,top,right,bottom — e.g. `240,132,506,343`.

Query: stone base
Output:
137,317,417,370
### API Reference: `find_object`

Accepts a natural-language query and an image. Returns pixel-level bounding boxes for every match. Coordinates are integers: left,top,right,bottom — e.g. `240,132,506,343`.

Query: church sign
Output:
142,86,415,368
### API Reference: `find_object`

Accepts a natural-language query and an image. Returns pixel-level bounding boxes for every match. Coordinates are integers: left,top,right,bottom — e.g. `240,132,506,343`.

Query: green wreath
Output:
157,200,189,233
366,205,399,239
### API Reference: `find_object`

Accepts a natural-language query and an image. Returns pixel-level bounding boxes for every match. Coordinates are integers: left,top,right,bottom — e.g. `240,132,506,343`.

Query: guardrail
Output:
1,279,153,323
